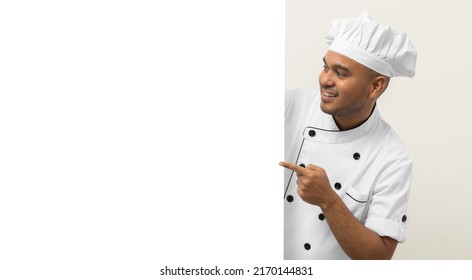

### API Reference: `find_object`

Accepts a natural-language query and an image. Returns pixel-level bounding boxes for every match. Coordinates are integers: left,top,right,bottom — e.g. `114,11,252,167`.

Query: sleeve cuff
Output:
364,217,407,243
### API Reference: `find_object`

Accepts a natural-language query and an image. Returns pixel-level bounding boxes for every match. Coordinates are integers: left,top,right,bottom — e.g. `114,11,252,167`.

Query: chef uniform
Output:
284,12,417,260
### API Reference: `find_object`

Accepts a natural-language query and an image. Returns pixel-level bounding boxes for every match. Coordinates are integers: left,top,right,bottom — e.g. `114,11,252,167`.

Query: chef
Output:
281,11,417,260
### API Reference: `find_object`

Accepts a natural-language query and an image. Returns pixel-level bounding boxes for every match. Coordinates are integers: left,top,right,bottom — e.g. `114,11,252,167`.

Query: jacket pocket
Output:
343,186,369,221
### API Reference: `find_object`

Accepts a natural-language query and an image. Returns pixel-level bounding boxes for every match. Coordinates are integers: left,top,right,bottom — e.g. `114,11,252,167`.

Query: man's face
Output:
318,50,377,120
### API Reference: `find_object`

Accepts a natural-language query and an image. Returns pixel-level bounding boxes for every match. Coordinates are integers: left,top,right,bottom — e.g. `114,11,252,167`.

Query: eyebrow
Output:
323,57,351,74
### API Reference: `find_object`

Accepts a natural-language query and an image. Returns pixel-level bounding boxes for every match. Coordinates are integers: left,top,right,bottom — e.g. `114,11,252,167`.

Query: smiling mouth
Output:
321,90,338,97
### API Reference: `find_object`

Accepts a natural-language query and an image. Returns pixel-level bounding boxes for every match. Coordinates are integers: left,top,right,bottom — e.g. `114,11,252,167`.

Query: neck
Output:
333,104,376,131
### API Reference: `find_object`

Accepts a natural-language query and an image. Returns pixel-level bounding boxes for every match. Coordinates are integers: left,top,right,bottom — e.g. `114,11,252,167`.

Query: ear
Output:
369,75,389,99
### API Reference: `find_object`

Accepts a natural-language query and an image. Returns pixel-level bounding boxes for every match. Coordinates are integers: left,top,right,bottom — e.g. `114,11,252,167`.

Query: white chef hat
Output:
326,11,417,78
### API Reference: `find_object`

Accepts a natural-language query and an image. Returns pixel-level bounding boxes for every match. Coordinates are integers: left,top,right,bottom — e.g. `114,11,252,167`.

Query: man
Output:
281,11,417,260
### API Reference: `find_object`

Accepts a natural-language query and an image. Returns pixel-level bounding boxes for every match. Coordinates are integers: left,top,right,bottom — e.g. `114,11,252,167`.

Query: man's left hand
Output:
280,161,336,208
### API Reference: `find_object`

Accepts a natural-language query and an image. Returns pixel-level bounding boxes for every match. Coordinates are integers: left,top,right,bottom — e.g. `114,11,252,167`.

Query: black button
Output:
402,215,407,222
334,182,342,190
299,163,306,168
286,195,294,202
308,130,316,137
304,243,311,250
353,152,361,160
318,213,325,220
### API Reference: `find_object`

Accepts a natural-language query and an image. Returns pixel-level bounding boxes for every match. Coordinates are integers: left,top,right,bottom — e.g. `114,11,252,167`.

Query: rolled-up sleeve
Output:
364,143,413,243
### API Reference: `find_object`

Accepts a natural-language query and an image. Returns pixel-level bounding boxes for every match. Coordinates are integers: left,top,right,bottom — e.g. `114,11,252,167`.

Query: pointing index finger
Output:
279,161,307,174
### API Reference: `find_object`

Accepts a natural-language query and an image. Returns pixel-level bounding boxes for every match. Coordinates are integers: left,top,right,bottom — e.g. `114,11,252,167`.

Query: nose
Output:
319,69,335,88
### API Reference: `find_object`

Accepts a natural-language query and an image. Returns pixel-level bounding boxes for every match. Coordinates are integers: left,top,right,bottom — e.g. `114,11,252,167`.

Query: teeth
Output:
322,91,337,97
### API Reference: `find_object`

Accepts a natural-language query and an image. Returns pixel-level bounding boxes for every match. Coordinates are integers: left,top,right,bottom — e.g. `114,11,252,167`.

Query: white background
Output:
0,1,469,280
286,0,472,260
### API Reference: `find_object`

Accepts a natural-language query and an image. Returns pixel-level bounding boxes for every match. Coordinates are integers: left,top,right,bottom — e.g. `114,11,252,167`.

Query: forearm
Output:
320,196,397,260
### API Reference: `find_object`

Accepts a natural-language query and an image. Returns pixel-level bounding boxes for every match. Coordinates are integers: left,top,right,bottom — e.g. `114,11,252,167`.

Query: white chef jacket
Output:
284,88,412,260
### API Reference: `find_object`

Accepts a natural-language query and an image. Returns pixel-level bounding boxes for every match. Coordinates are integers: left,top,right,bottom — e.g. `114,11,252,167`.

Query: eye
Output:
336,71,348,78
322,65,328,72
